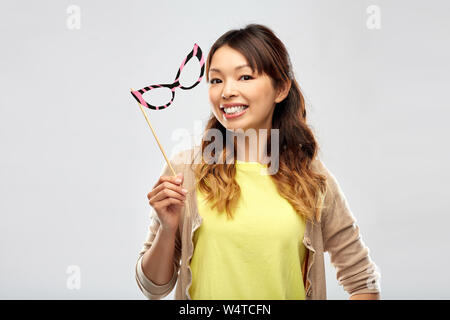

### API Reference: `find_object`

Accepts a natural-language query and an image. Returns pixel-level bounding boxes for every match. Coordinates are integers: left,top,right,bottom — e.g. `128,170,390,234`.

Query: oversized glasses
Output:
130,43,205,110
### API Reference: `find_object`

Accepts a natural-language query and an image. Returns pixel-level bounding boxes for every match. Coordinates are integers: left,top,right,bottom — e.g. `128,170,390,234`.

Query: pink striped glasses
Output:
130,43,205,110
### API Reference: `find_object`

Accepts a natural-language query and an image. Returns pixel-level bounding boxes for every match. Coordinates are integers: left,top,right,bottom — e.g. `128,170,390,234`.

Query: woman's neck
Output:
234,131,268,164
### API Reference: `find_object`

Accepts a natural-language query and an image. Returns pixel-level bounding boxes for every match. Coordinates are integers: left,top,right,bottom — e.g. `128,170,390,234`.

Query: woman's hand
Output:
147,172,188,234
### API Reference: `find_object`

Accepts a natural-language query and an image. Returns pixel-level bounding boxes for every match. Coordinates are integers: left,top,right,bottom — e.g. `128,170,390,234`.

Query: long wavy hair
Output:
192,24,327,225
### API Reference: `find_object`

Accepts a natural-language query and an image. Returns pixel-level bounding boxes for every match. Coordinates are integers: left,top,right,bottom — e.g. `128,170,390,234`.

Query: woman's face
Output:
208,45,287,132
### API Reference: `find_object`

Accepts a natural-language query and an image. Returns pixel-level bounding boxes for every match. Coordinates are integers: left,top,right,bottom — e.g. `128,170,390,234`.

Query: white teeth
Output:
223,105,248,114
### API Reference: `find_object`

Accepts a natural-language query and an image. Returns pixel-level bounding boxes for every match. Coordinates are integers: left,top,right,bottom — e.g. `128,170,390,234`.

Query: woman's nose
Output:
221,81,238,99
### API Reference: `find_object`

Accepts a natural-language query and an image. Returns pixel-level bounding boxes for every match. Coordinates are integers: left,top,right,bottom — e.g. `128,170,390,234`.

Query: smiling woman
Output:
198,24,324,223
135,23,381,301
208,47,287,131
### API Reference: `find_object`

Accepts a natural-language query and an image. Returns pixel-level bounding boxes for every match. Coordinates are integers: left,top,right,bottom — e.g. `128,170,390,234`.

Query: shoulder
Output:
310,157,345,211
310,156,332,185
310,157,356,227
310,156,340,191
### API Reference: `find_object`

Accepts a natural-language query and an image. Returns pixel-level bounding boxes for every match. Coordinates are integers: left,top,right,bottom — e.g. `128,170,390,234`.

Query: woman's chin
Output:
224,122,248,132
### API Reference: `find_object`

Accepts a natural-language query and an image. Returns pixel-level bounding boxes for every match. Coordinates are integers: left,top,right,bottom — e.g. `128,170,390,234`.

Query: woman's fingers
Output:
148,174,185,200
149,186,187,206
152,197,185,211
149,180,187,200
152,173,183,189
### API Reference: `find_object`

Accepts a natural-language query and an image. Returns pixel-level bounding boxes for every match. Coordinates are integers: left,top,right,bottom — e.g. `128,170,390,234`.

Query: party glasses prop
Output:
130,43,205,110
129,44,205,219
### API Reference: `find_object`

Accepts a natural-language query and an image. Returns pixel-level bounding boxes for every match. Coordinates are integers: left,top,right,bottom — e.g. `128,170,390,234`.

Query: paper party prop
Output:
130,43,205,204
131,43,205,110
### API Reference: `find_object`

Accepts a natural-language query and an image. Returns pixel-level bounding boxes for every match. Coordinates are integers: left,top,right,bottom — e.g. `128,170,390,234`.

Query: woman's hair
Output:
192,23,327,224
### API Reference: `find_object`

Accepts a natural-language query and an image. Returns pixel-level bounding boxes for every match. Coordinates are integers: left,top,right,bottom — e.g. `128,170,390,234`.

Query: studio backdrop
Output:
0,0,449,299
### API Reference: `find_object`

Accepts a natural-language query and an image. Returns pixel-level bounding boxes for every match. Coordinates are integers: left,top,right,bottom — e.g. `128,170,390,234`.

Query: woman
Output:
135,24,381,300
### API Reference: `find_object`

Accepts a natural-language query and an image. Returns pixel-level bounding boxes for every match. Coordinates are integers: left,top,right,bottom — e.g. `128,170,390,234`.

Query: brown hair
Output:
192,24,327,224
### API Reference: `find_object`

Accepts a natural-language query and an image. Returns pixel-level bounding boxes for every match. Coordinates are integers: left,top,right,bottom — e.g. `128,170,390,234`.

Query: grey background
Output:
0,0,449,299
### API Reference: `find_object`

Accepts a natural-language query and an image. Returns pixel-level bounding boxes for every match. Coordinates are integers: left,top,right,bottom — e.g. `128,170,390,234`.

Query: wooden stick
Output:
131,88,177,177
132,88,191,219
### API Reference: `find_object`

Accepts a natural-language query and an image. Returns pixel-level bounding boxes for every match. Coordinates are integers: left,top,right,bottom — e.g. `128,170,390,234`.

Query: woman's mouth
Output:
221,105,249,120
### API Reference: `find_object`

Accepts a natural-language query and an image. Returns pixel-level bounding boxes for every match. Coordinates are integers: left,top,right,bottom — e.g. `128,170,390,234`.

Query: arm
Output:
317,160,381,299
141,226,177,286
135,211,182,300
350,293,380,300
135,161,182,300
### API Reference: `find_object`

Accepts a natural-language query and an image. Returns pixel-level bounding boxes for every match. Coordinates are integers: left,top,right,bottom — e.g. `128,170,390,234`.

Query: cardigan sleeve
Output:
135,158,183,300
318,159,381,298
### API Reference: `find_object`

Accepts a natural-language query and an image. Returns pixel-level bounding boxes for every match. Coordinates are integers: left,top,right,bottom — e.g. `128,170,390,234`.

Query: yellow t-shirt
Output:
189,160,307,300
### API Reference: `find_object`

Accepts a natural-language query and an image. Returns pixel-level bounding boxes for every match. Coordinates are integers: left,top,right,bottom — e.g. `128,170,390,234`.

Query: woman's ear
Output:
275,79,292,104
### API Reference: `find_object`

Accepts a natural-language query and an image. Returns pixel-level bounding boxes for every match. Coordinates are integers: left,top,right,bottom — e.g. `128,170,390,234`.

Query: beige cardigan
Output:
135,147,381,300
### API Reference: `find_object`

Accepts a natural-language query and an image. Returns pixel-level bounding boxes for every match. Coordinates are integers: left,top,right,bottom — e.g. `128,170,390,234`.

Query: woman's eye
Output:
209,75,252,84
240,75,252,80
209,78,221,84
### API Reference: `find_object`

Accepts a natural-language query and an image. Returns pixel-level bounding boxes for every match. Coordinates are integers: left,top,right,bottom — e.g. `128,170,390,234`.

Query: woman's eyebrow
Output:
209,64,251,74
